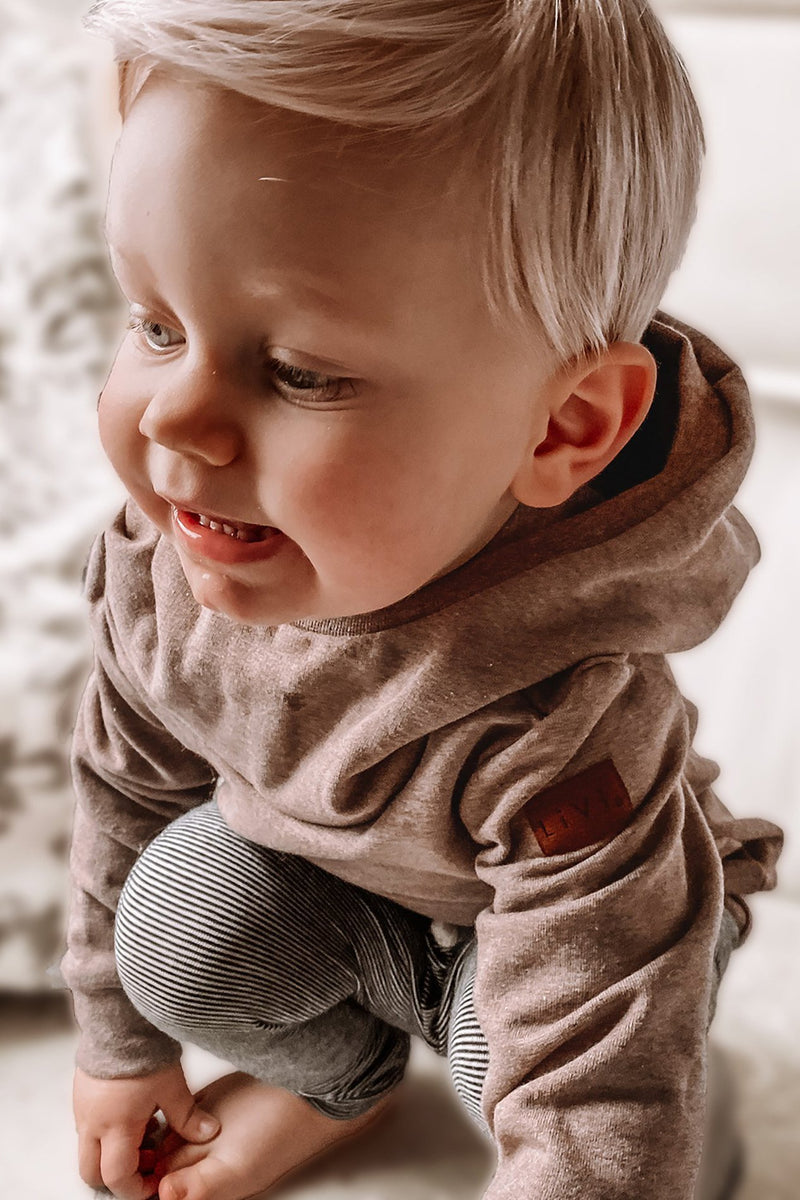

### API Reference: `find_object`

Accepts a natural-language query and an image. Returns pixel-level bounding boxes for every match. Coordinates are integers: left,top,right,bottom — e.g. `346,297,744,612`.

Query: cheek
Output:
97,370,145,471
97,391,121,463
96,365,168,528
278,428,426,546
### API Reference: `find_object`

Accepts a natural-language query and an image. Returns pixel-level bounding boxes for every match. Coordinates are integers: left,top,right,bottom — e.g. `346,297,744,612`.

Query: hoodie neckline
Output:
292,312,752,639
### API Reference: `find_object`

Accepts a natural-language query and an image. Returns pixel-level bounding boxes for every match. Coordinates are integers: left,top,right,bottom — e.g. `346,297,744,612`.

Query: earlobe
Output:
512,341,657,509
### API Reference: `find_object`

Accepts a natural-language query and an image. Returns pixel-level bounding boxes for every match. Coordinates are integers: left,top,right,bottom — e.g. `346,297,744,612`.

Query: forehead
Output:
103,74,506,358
106,74,482,299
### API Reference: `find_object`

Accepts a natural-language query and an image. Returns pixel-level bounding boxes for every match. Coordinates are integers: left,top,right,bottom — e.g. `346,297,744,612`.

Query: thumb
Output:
161,1086,220,1145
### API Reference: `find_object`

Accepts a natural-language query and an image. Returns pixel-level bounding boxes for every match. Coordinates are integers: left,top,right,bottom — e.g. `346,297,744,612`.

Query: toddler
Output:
63,3,783,1199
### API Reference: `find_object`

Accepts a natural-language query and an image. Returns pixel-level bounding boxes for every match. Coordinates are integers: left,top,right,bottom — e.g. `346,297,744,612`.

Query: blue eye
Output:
128,315,184,352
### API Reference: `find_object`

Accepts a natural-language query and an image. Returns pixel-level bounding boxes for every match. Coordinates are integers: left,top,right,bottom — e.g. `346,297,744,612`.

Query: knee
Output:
446,944,490,1132
114,805,274,1034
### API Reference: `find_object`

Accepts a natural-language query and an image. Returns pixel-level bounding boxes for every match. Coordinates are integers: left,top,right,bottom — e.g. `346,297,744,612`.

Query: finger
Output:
100,1128,153,1200
161,1096,220,1146
159,1077,220,1146
77,1133,103,1190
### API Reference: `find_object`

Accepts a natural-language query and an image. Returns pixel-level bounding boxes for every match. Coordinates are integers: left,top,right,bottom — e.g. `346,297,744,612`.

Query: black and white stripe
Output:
115,799,489,1122
114,799,737,1130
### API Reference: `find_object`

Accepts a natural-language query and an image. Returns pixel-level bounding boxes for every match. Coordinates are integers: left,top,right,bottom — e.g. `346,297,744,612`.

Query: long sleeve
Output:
61,536,218,1078
459,653,733,1200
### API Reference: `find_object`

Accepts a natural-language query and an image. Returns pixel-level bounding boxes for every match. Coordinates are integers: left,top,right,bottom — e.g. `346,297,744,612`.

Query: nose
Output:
139,361,241,466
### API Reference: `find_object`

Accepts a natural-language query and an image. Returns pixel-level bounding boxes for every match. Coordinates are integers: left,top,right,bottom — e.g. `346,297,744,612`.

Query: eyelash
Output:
126,315,353,405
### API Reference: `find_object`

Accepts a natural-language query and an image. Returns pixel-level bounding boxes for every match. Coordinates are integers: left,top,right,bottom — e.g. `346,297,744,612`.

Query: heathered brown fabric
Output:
63,312,782,1198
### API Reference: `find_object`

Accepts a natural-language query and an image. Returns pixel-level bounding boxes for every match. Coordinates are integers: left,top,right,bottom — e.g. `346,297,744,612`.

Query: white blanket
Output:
0,3,123,988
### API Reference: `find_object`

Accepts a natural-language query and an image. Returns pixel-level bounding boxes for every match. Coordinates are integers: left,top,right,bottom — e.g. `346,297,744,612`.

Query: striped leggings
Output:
115,800,740,1134
115,800,487,1124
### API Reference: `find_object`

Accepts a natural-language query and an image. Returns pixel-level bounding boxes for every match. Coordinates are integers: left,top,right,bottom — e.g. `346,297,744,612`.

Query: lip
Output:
171,507,288,565
158,494,264,529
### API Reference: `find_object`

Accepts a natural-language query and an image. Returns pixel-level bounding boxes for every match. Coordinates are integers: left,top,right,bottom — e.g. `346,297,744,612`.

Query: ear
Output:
512,341,657,508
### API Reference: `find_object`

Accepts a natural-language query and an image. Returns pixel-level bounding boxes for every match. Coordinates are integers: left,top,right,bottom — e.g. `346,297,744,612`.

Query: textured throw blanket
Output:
0,2,123,987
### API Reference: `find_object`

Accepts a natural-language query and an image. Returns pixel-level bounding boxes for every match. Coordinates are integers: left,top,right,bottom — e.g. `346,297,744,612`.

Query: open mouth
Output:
192,512,276,543
171,507,286,563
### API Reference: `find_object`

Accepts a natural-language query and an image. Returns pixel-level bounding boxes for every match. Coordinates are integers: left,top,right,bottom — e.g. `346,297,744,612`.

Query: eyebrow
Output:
104,224,147,268
103,232,378,336
104,230,133,270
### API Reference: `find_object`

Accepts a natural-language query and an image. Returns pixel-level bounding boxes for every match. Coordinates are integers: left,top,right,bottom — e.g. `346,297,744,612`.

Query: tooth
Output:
198,514,210,528
222,524,236,537
209,520,223,533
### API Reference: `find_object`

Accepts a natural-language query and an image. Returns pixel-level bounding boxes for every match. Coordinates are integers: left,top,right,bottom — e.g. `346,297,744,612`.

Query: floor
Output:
2,893,798,1200
0,999,495,1200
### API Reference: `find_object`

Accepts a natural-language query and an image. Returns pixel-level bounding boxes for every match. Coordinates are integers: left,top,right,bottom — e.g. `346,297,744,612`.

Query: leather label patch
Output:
525,758,633,856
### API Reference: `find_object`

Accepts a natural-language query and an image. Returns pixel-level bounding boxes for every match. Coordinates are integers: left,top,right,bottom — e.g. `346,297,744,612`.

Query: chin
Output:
180,552,418,628
183,568,280,627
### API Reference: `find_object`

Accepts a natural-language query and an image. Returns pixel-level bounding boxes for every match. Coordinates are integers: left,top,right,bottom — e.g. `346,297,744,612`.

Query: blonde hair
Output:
83,0,704,365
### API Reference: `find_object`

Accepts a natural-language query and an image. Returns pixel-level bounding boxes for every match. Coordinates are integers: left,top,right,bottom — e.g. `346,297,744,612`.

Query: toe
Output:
159,1157,243,1200
159,1164,196,1200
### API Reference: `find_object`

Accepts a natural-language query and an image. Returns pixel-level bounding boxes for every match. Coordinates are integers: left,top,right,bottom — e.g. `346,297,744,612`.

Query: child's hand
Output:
73,1062,221,1199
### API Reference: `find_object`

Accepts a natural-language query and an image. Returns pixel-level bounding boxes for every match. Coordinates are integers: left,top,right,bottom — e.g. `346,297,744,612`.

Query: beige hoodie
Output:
63,312,782,1198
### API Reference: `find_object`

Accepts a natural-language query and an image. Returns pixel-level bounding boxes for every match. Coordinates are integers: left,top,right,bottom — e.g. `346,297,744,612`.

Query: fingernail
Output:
197,1114,220,1138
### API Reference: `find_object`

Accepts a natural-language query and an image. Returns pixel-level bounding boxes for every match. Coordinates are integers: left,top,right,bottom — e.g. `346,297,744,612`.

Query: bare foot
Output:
152,1071,396,1200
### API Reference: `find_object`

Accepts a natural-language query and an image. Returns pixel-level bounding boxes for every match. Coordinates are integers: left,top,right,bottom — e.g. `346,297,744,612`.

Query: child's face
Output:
101,74,555,625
